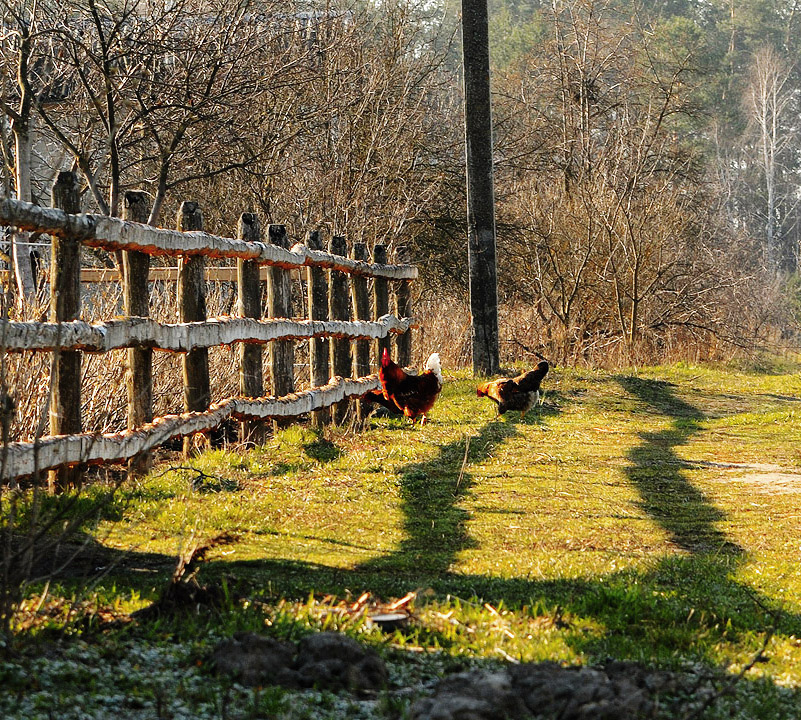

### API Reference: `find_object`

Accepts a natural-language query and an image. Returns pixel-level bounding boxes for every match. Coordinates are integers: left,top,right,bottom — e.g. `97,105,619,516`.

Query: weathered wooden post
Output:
373,244,390,361
237,212,264,443
267,224,293,431
123,191,153,473
306,229,330,427
462,0,500,376
49,170,82,492
351,243,371,376
352,242,371,424
395,246,413,368
330,235,352,424
177,201,210,455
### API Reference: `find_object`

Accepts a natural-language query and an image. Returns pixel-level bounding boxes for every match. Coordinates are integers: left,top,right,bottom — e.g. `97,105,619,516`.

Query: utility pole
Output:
461,0,500,376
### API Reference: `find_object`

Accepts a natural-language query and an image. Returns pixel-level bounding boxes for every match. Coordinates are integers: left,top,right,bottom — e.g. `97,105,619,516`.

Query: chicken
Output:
476,361,549,419
360,388,403,416
378,348,443,424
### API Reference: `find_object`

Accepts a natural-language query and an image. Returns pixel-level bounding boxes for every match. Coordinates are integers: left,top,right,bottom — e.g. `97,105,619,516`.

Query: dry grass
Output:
415,293,796,374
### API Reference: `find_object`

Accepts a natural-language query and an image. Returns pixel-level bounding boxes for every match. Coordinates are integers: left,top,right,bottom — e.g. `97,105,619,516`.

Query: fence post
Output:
395,245,413,367
237,212,264,443
123,191,153,473
306,229,330,427
267,224,293,431
330,235,351,425
48,170,82,492
373,244,390,361
352,242,371,424
177,201,209,455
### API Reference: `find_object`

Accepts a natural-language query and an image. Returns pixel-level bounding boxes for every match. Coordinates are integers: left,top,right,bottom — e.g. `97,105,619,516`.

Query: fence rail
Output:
0,376,380,480
0,197,417,279
0,176,418,488
0,266,273,284
0,314,413,353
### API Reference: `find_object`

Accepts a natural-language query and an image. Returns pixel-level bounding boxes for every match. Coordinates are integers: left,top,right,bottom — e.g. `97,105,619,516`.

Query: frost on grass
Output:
0,636,393,720
3,636,801,720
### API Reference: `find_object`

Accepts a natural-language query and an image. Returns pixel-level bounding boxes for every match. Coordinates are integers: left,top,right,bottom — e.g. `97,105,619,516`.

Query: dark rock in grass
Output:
211,632,297,687
211,631,387,694
411,661,671,720
296,632,388,693
410,669,528,720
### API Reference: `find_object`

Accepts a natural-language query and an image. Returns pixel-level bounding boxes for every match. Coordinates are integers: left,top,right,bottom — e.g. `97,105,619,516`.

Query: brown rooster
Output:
476,361,549,419
377,348,443,424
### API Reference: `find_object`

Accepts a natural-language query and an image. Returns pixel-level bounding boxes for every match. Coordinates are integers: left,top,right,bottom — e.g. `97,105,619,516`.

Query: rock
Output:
296,631,388,693
211,630,387,694
410,669,528,720
412,661,664,720
210,632,297,687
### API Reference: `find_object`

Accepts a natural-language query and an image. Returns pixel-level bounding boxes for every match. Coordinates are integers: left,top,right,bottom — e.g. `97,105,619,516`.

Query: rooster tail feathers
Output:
424,352,440,372
424,353,443,383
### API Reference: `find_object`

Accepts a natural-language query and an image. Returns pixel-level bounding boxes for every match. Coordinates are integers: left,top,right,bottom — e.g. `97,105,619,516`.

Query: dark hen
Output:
476,361,549,419
361,389,403,416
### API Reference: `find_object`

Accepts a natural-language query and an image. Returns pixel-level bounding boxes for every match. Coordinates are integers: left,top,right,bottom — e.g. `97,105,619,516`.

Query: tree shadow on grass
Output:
355,410,535,579
616,376,743,555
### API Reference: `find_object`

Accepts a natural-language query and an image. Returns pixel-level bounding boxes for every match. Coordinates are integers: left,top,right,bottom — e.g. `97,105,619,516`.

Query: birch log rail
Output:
0,197,417,279
0,376,382,481
0,185,418,487
0,307,414,354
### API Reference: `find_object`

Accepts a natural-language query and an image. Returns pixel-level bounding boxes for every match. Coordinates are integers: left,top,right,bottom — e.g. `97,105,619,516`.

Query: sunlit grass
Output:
6,360,801,717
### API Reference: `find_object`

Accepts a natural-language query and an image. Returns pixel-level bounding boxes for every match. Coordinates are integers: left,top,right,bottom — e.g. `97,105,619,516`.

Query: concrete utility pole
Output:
461,0,500,376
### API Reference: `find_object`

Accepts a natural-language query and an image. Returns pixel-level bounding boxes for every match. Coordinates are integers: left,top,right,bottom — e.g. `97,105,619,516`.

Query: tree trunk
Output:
394,246,413,368
352,242,371,425
123,191,153,473
330,235,352,425
373,244,391,361
177,201,210,455
11,121,36,301
237,212,265,443
307,229,330,427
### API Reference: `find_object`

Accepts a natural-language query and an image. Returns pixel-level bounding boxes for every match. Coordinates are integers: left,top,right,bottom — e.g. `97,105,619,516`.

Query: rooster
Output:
476,361,549,419
377,348,443,424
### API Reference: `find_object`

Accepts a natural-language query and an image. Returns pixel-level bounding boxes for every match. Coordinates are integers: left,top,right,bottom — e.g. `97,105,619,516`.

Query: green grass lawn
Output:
6,360,801,718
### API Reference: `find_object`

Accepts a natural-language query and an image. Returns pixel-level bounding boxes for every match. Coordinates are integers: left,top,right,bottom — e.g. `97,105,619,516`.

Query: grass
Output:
4,360,801,717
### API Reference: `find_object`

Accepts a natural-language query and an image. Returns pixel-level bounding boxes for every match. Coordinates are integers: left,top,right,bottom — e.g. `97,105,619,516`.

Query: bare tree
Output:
744,45,797,271
490,0,750,359
0,0,63,300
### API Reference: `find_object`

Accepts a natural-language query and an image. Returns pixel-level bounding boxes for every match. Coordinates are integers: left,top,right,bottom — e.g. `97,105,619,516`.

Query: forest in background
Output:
2,0,801,367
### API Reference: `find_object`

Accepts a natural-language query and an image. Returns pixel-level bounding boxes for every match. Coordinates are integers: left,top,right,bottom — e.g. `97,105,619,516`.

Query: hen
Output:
360,388,403,416
378,348,443,424
476,361,549,419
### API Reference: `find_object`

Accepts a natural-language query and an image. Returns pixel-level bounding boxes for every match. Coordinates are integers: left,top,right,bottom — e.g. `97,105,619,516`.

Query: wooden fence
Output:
0,174,417,489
